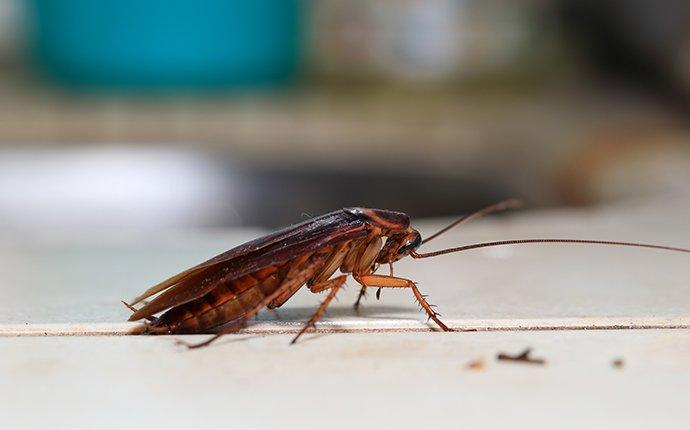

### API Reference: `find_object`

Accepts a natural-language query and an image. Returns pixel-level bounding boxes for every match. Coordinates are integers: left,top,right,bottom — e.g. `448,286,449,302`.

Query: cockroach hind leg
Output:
175,333,225,350
175,337,204,349
291,275,346,344
176,316,251,349
353,285,368,311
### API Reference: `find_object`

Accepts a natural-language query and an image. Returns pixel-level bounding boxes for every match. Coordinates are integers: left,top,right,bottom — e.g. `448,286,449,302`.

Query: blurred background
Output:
0,0,689,235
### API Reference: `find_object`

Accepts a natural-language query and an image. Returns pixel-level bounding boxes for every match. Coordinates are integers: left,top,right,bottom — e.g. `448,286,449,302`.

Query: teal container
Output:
27,0,303,89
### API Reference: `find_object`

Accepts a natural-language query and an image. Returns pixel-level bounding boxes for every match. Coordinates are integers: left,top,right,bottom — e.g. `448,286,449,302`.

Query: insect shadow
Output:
171,304,417,349
257,304,415,322
172,333,266,350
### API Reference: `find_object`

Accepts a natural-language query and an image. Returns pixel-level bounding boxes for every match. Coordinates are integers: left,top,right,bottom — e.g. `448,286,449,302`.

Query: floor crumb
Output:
496,348,546,365
611,358,625,369
466,358,486,371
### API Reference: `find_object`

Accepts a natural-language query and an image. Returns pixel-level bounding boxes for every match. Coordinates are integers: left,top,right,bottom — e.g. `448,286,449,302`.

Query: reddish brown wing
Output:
128,209,369,321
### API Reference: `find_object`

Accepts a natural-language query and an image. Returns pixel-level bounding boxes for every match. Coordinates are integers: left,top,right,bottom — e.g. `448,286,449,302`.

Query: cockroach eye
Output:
398,234,422,255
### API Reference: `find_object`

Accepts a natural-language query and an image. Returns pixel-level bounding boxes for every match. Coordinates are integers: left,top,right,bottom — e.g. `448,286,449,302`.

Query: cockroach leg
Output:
353,285,368,311
373,263,394,301
309,276,346,293
176,316,250,349
267,281,302,309
354,274,452,332
353,265,382,310
292,275,347,344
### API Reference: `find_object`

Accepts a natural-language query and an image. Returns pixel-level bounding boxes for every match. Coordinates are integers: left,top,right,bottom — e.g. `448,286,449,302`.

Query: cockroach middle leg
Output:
354,274,451,332
293,275,347,344
309,275,346,293
353,285,368,311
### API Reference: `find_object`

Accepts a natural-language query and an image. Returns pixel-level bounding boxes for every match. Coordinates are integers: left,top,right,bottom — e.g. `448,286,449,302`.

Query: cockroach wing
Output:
128,210,368,321
129,210,360,305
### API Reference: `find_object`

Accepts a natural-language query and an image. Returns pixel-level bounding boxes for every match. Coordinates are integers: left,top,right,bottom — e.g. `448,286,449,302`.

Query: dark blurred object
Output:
25,0,303,89
559,0,690,104
238,165,510,228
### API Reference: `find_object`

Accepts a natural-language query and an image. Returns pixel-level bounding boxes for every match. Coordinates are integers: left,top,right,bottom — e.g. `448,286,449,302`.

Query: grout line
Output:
1,317,689,337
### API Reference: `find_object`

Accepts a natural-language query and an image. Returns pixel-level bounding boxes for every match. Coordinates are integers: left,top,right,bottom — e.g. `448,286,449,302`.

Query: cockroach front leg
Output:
353,262,387,310
292,275,348,344
353,274,451,332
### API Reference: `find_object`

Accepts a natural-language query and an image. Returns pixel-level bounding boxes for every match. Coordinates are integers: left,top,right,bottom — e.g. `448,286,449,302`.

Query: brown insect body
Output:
128,207,428,344
125,201,690,348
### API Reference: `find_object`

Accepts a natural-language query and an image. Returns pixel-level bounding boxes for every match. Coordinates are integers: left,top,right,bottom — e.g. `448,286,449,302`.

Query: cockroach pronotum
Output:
123,199,690,348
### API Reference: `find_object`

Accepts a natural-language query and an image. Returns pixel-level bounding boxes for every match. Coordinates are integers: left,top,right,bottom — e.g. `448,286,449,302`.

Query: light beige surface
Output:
2,199,690,429
2,330,690,430
1,198,689,333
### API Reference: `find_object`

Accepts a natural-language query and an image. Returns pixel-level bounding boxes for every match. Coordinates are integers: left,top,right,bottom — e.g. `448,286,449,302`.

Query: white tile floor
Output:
3,331,690,430
2,198,690,429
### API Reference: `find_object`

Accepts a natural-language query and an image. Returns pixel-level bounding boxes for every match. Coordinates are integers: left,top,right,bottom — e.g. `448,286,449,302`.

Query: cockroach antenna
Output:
415,199,690,257
421,198,523,244
411,238,690,258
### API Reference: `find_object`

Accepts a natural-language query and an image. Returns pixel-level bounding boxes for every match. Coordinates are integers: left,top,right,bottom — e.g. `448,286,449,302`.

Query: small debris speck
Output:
497,348,545,365
611,358,624,369
466,358,486,371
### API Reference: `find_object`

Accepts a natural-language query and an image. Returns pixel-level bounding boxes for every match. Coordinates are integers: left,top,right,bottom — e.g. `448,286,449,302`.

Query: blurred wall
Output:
0,1,688,233
0,0,20,63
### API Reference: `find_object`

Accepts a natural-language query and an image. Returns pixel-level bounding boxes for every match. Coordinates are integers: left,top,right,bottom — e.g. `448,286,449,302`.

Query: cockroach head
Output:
377,229,422,263
345,207,419,263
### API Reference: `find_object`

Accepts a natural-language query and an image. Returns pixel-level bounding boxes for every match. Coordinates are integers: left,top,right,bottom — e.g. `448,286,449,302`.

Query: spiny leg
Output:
375,263,394,301
354,274,451,332
353,285,368,311
293,275,347,344
353,262,389,310
309,275,346,293
267,281,302,309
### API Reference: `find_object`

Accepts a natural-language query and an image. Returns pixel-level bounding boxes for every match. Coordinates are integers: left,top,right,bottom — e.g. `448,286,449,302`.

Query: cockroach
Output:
124,199,690,348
